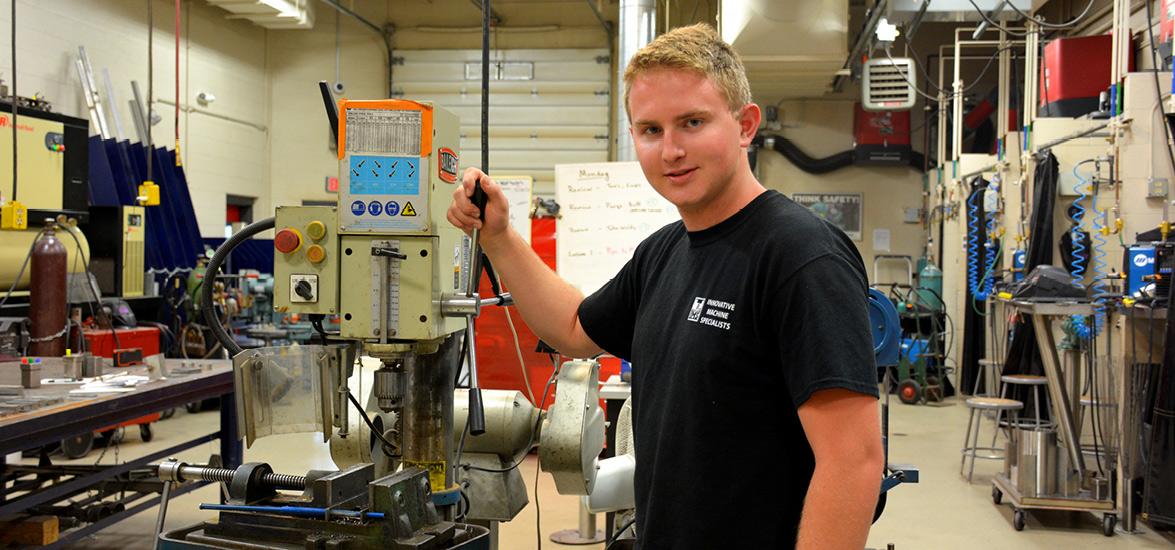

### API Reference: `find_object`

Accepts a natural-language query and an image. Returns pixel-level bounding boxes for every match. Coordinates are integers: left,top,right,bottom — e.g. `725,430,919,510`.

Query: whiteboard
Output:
494,175,534,245
555,162,680,296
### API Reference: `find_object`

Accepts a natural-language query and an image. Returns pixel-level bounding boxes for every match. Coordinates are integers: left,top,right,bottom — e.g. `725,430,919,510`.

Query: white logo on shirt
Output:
686,296,734,330
687,297,706,321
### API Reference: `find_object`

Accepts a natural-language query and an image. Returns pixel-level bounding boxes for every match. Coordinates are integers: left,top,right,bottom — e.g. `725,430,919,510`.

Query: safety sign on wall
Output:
793,193,862,241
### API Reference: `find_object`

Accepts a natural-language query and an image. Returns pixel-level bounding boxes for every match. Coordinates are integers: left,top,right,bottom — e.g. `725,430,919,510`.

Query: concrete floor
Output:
39,396,1174,549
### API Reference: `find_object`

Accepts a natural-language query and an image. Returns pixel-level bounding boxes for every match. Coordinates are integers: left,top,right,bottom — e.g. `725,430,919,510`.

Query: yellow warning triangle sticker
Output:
402,201,417,216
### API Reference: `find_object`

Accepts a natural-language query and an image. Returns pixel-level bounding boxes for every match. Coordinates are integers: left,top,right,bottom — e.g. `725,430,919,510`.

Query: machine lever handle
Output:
468,388,486,436
371,247,407,260
471,177,488,222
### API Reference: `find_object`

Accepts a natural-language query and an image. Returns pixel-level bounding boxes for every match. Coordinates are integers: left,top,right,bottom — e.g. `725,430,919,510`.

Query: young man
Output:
447,23,883,550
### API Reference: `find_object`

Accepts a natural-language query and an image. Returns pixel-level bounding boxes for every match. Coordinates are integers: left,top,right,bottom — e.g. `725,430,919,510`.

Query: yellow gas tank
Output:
0,220,90,291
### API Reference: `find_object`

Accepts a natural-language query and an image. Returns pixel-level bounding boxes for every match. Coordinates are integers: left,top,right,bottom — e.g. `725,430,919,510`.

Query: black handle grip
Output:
471,177,488,222
468,388,486,436
318,81,339,143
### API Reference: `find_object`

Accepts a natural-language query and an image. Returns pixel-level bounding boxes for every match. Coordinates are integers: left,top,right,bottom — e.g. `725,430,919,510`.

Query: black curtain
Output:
962,178,990,395
1002,153,1059,418
1144,246,1175,526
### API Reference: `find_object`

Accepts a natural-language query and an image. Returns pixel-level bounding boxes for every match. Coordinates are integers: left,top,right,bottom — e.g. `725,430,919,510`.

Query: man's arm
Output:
446,167,602,358
795,388,884,550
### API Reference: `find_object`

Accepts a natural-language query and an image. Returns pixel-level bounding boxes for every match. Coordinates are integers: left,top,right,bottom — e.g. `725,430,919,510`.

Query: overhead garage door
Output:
393,48,611,196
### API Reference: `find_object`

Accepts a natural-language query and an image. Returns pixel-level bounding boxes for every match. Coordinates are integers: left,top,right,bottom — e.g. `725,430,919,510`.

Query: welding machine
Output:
1125,244,1156,296
1125,242,1175,300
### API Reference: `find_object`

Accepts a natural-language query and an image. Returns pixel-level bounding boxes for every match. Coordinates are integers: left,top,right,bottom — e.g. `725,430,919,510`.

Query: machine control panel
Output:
274,207,339,315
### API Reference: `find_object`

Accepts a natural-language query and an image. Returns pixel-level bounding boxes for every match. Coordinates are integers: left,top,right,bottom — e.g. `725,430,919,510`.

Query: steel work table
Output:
0,357,240,548
997,299,1117,532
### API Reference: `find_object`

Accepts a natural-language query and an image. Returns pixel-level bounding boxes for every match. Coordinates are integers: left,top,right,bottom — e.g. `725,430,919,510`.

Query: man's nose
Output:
661,130,685,164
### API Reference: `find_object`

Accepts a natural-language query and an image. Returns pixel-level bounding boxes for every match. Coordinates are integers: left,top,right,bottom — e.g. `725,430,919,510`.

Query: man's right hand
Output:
447,167,511,245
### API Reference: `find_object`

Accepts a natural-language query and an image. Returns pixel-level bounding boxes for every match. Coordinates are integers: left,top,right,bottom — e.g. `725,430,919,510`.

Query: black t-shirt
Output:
578,190,879,549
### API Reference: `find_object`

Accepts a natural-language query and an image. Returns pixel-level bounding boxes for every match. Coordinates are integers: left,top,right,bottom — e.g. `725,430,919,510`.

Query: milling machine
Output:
158,94,605,549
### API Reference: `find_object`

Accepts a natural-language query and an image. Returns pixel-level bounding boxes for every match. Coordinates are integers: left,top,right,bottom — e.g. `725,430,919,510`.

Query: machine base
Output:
160,520,492,550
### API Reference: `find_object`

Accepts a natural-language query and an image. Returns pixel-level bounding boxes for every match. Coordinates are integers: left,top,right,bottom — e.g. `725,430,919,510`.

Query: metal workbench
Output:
994,300,1118,534
0,358,240,548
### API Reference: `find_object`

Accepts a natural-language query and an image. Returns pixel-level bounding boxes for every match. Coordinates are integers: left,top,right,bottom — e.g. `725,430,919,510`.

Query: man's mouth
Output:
664,167,697,180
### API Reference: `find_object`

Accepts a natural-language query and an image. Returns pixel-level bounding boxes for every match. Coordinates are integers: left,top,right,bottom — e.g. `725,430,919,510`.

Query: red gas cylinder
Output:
29,219,67,356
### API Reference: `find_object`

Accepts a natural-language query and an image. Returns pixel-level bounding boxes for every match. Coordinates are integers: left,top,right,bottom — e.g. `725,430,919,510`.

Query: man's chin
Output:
651,182,702,209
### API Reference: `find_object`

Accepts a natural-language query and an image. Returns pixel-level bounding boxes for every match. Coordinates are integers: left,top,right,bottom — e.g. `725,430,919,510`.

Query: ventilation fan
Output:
862,58,917,111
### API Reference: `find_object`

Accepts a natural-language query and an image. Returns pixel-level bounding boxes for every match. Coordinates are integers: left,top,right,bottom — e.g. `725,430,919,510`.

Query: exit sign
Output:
325,176,339,193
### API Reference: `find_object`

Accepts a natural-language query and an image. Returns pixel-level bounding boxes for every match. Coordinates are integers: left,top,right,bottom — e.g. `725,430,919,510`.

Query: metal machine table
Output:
995,300,1118,533
1108,304,1166,532
0,358,240,548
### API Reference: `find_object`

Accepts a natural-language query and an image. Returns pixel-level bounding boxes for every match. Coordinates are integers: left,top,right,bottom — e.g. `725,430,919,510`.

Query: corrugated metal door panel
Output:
402,92,608,108
459,137,607,152
490,150,603,168
463,126,609,139
395,48,610,195
398,81,610,95
393,57,608,82
445,105,607,126
398,49,609,63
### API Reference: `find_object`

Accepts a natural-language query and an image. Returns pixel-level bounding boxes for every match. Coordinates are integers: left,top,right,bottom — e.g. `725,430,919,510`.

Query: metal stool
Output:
974,359,1004,396
1000,374,1051,429
961,397,1023,483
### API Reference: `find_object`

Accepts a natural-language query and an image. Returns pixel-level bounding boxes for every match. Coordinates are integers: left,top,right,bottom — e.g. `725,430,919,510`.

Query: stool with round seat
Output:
1000,374,1051,430
961,396,1024,483
974,359,1004,397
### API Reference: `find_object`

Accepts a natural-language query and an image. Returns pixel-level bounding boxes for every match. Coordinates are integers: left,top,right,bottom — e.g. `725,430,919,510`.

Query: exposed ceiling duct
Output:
615,0,656,162
720,0,849,104
887,0,1037,23
205,0,315,30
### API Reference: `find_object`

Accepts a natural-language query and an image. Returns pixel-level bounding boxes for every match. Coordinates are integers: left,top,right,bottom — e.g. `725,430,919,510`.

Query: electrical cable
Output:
459,360,560,474
1145,0,1175,188
201,216,275,356
0,228,47,310
605,516,637,550
346,391,398,456
965,0,1030,36
1005,0,1096,29
883,44,1016,105
882,46,943,103
55,222,116,351
454,330,469,388
146,0,153,182
533,429,542,550
9,0,17,202
504,306,537,406
174,0,181,166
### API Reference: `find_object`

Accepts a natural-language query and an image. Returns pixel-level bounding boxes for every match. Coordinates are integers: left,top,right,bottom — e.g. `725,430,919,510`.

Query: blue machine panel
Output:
1012,249,1027,282
1126,244,1156,295
349,155,419,195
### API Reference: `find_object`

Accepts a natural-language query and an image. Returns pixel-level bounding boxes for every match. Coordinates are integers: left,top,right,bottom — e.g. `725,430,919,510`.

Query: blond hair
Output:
623,23,752,116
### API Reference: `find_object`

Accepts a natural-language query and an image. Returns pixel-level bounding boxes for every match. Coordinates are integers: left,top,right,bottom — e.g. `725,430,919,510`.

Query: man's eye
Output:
643,126,661,135
686,119,703,128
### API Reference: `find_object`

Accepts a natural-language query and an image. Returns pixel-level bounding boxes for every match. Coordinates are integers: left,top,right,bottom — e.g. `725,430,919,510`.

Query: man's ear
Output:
737,103,762,148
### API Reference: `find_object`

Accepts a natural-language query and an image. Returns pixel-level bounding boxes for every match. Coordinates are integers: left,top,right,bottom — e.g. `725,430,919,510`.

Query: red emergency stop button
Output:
274,228,302,254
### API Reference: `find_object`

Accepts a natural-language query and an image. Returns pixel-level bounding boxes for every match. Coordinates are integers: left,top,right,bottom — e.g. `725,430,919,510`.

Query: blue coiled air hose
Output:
967,185,997,302
1067,163,1105,339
